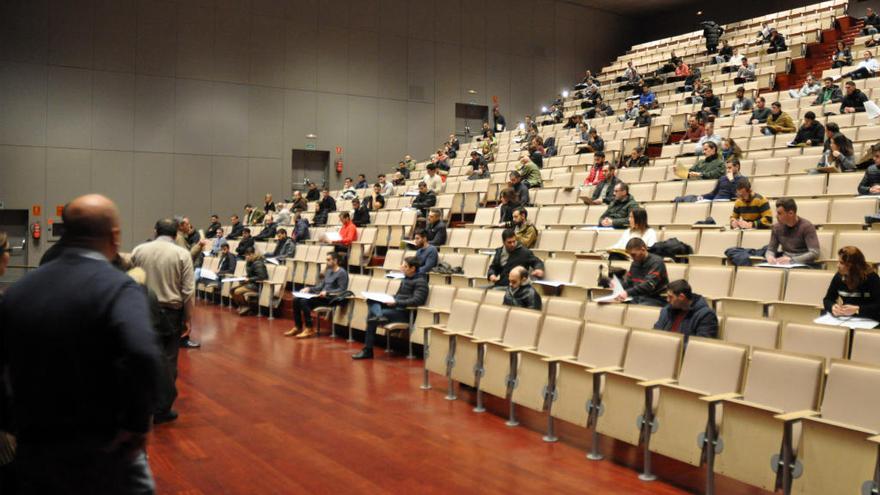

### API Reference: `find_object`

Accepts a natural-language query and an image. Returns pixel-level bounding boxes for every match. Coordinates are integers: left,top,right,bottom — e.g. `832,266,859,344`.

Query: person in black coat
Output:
425,209,447,246
314,188,337,225
253,214,277,241
226,215,244,240
205,215,222,239
353,256,429,360
509,172,531,206
411,182,436,217
493,107,506,132
235,229,255,258
822,246,880,322
0,194,162,494
840,81,869,114
653,280,719,343
351,198,371,227
701,20,724,53
790,111,825,147
502,267,542,310
305,182,320,202
488,229,545,287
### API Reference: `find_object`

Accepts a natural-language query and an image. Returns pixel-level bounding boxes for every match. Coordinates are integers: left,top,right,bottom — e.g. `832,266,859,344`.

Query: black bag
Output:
649,237,693,259
724,246,768,267
328,290,354,306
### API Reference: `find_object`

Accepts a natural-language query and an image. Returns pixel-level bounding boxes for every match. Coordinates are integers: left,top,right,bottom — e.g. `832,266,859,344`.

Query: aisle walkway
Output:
147,304,691,495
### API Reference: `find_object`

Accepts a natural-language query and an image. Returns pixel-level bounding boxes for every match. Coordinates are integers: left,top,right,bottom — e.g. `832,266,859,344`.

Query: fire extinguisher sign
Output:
335,146,343,155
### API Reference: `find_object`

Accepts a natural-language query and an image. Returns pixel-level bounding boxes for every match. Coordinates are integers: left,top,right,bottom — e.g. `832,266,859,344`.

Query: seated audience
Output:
638,84,656,109
789,111,825,146
508,172,531,207
467,150,487,172
493,107,506,132
199,241,236,296
285,252,349,338
859,144,880,195
584,96,614,119
840,80,869,114
404,154,417,171
679,159,743,203
338,178,357,200
788,74,821,99
488,229,545,287
498,188,518,226
269,228,294,259
378,174,395,197
263,193,276,213
818,133,856,172
364,183,385,211
749,96,771,124
412,229,438,276
235,228,254,258
422,164,443,193
765,198,820,266
674,59,691,78
618,99,639,122
653,280,719,341
734,58,756,84
699,87,721,117
332,212,358,253
823,246,880,322
290,191,307,213
253,213,277,241
396,161,411,180
354,174,368,189
599,182,640,228
766,29,787,53
578,128,605,154
227,214,244,239
611,238,669,307
609,208,656,251
624,147,649,168
528,144,544,168
232,246,268,316
634,105,652,127
469,162,491,180
244,203,264,225
512,207,538,249
813,77,843,106
205,214,222,239
761,101,796,136
503,266,542,310
305,181,320,201
353,257,428,360
683,116,705,143
693,121,722,155
589,165,620,205
864,7,880,35
351,198,371,227
291,212,310,243
841,50,880,80
411,181,437,217
276,205,292,226
583,152,608,187
689,142,725,179
755,22,773,44
831,41,852,69
728,86,754,115
425,209,447,246
721,137,743,161
517,155,543,189
714,40,733,64
730,178,773,229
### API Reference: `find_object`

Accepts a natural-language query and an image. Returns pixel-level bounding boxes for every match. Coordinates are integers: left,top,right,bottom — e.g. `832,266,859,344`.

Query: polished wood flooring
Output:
147,304,694,495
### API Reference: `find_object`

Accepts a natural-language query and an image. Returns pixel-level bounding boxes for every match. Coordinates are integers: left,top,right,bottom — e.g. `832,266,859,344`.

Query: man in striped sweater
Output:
730,178,773,229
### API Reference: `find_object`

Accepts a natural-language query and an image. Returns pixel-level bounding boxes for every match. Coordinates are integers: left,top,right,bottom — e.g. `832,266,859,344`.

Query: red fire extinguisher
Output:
31,221,41,240
335,159,343,174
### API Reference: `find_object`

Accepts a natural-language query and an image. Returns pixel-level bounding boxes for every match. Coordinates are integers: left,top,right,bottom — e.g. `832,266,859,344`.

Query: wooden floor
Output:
148,304,692,495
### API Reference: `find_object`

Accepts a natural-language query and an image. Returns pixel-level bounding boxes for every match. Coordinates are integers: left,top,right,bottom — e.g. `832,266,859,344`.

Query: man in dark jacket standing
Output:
614,238,669,307
503,266,542,310
0,194,163,494
353,257,428,360
488,229,545,287
653,280,719,342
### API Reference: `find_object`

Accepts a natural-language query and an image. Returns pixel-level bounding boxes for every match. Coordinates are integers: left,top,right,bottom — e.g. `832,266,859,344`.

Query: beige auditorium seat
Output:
767,269,834,323
687,230,740,265
710,349,825,492
851,329,880,366
561,260,607,300
449,253,490,288
591,329,683,460
543,297,585,319
583,301,626,326
510,316,583,433
550,323,630,428
790,360,880,495
424,299,481,390
532,229,567,259
333,274,369,330
826,197,878,228
649,339,748,473
482,289,505,305
835,231,880,264
779,322,849,371
445,228,471,252
687,265,734,302
445,304,510,392
622,305,661,330
716,267,785,317
412,285,456,345
372,248,409,278
454,287,486,303
349,277,389,331
721,316,780,351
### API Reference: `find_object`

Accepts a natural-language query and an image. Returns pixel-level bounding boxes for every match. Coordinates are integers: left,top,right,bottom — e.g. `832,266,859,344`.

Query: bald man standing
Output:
0,194,162,494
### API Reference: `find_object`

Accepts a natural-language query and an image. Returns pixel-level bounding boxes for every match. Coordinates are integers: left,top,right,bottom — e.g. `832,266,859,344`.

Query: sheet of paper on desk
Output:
223,277,248,283
196,268,218,281
814,313,879,329
385,272,405,279
534,280,569,288
593,275,631,303
293,291,318,299
361,292,395,304
265,257,280,265
324,232,342,242
580,226,615,230
756,262,808,269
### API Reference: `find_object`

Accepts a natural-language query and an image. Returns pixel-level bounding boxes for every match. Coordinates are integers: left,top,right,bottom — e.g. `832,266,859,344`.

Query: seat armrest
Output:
502,345,537,353
724,397,784,415
442,330,473,336
638,378,677,388
700,392,742,403
425,324,447,331
541,355,578,363
657,382,709,397
774,409,819,422
804,415,880,436
471,338,502,344
585,365,622,375
868,435,880,445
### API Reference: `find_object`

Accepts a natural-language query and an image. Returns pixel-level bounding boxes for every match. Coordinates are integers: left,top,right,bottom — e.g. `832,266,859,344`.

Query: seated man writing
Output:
608,238,669,307
488,229,545,287
285,252,349,338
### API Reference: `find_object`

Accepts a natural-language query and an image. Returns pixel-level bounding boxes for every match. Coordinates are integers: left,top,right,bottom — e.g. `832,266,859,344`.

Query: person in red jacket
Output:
583,151,607,186
336,211,358,247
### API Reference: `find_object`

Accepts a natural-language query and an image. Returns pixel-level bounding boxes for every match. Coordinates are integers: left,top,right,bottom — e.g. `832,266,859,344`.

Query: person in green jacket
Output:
517,154,543,188
689,142,725,180
761,101,797,135
600,182,640,228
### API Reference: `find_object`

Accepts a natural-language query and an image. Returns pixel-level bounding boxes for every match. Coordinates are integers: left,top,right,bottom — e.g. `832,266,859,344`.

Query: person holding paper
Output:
653,279,718,342
730,178,773,229
333,212,358,252
614,238,669,306
353,257,428,360
599,182,640,229
232,246,269,316
286,252,349,338
488,229,545,287
857,143,880,195
822,246,880,322
198,242,237,299
765,198,820,267
502,266,542,310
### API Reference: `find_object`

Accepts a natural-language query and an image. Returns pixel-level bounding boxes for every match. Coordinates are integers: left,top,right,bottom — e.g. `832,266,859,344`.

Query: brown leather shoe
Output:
296,329,316,339
283,327,301,337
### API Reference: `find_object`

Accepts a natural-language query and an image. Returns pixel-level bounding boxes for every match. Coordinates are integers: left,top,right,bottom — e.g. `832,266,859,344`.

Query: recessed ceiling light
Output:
306,133,317,139
697,10,703,15
467,89,477,94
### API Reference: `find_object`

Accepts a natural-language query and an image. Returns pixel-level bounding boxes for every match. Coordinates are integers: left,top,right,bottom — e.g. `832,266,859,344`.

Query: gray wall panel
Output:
0,0,49,64
135,0,177,77
284,27,318,91
174,78,215,155
347,96,379,179
46,148,92,218
132,152,174,247
92,71,135,151
47,66,92,149
248,86,284,159
0,62,47,146
211,82,249,157
176,5,215,81
91,150,134,248
173,154,213,224
347,30,380,98
134,75,175,153
211,156,249,218
250,15,286,87
48,0,94,69
248,158,286,205
316,28,349,94
93,0,136,73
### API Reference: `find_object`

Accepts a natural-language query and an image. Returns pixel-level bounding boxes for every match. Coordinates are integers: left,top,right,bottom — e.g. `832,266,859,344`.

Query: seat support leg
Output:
329,308,337,339
587,373,604,461
420,327,431,390
638,387,657,481
472,345,485,411
505,353,519,427
543,363,558,443
406,312,415,359
705,403,719,495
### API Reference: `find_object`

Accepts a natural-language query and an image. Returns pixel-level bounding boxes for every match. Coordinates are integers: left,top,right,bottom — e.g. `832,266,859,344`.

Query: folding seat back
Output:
687,265,733,300
850,329,880,366
382,249,406,270
583,301,625,325
534,188,557,206
721,316,780,350
461,253,490,279
793,198,829,225
720,267,784,317
828,197,878,225
645,203,675,226
620,329,682,380
447,228,471,250
558,205,587,226
479,308,543,398
584,205,604,225
512,316,584,411
473,208,498,227
628,183,656,201
779,322,849,369
695,230,740,257
555,188,582,205
825,173,864,195
425,299,480,375
482,289,504,305
770,269,834,322
592,229,620,251
785,175,825,197
665,262,687,282
673,202,710,225
740,229,771,250
639,167,665,184
466,228,492,250
540,259,574,285
792,360,880,495
535,229,567,252
653,182,684,202
622,305,661,330
683,179,715,197
753,157,788,176
543,297,584,319
751,176,787,198
835,231,880,263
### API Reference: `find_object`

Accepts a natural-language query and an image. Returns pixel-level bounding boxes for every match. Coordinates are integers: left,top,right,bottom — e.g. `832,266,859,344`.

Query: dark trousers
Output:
293,296,329,328
15,444,155,495
844,67,873,80
363,302,409,350
157,308,182,415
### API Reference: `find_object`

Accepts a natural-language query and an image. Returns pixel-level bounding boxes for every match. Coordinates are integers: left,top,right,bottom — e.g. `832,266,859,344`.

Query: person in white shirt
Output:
378,174,395,197
788,74,821,99
421,164,443,193
609,208,657,251
338,177,357,200
694,121,722,155
841,50,880,80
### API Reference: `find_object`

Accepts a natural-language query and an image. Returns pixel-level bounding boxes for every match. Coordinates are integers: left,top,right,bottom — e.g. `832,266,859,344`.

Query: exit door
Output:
0,209,30,289
291,149,330,194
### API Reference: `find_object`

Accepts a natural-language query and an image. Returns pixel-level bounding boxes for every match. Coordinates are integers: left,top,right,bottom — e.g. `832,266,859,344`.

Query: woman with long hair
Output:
609,208,657,251
721,137,742,161
822,246,880,322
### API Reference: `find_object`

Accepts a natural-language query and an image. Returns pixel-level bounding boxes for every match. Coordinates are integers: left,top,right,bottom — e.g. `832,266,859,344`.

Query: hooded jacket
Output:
653,294,719,341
